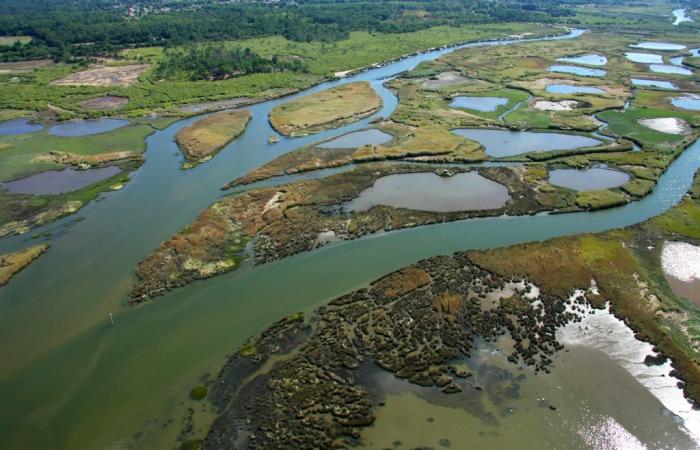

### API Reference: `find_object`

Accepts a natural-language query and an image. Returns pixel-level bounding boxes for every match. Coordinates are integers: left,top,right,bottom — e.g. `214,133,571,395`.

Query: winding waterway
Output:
1,28,700,449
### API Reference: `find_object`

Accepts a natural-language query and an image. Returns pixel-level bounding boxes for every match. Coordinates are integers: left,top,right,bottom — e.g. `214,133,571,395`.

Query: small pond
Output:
548,65,606,77
548,166,630,191
673,8,694,26
649,64,692,76
317,129,393,149
452,128,602,158
556,53,608,66
48,118,129,137
631,42,687,51
2,166,121,195
631,78,678,90
345,172,509,212
625,52,664,64
661,241,700,305
671,94,700,111
449,96,509,112
545,84,605,95
0,119,44,135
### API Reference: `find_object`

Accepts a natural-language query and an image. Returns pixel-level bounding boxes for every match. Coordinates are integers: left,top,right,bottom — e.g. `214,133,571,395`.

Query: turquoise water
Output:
548,65,606,77
556,53,608,66
0,118,44,135
545,84,604,95
672,94,700,111
625,52,664,64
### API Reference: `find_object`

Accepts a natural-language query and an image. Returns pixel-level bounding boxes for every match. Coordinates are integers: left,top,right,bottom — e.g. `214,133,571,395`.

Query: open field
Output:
269,82,382,136
0,59,54,73
176,110,252,167
52,64,150,87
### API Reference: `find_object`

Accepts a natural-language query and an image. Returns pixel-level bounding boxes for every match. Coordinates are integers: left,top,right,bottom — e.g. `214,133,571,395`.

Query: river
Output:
1,28,700,449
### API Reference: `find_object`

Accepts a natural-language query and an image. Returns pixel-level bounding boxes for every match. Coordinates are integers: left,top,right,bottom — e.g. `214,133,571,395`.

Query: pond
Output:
317,129,394,148
0,119,44,135
671,94,700,111
452,129,602,157
631,78,678,90
649,64,693,76
673,8,694,26
555,53,607,66
344,172,509,212
2,166,121,195
548,65,606,77
545,84,605,95
631,42,687,51
48,118,129,137
624,52,664,64
449,96,509,112
661,241,700,305
548,166,630,191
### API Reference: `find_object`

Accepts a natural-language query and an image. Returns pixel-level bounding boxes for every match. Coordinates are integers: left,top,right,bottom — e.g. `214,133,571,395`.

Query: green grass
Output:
597,106,698,148
189,385,208,401
0,36,32,46
575,189,628,209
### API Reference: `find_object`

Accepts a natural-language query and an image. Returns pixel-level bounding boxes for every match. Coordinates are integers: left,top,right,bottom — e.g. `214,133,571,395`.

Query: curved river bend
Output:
1,29,700,449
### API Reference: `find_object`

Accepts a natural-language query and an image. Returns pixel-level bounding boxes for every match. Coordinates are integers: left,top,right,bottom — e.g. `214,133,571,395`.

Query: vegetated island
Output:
192,171,700,449
0,244,48,286
175,110,252,169
268,82,382,136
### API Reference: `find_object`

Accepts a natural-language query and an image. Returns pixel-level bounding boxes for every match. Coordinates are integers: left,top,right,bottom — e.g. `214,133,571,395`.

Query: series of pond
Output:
555,53,607,66
0,118,44,135
2,28,700,450
317,129,393,148
2,166,120,195
345,172,510,212
545,84,604,95
449,96,509,112
452,128,602,157
547,65,606,77
548,166,630,191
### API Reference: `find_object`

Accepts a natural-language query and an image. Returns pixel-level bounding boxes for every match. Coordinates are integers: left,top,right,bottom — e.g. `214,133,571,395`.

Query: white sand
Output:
638,117,691,135
533,100,579,111
662,241,700,282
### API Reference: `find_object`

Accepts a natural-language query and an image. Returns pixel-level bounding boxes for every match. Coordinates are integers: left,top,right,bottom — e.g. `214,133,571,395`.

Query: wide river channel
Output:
2,29,700,449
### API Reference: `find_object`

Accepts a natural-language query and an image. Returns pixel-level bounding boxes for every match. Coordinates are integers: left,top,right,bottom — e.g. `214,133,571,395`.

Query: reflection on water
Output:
345,172,510,212
452,128,601,157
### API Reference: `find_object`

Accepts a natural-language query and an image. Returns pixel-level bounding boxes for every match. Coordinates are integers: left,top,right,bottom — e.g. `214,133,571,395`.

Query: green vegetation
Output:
239,344,258,357
175,110,251,168
598,107,699,149
154,45,306,81
189,385,208,401
574,189,628,209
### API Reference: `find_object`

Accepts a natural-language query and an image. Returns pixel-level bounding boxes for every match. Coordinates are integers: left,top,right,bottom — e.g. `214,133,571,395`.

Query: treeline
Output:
153,45,307,81
0,0,576,62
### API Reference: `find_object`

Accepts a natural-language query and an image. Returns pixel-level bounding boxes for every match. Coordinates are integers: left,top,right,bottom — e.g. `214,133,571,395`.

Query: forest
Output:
0,0,574,61
153,45,307,81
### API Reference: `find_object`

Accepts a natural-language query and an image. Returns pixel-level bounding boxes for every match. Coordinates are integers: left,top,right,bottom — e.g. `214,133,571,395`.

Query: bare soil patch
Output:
52,64,150,87
78,96,129,111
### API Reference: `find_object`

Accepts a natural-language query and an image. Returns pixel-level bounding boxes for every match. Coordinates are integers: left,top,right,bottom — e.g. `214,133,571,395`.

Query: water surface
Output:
625,52,663,64
317,129,393,148
673,8,694,26
548,65,606,77
549,167,630,191
48,118,129,137
631,78,678,90
345,172,509,212
649,64,693,76
545,84,604,95
449,96,509,112
2,166,121,195
556,53,607,66
672,94,700,110
0,119,43,135
632,42,687,51
452,128,601,157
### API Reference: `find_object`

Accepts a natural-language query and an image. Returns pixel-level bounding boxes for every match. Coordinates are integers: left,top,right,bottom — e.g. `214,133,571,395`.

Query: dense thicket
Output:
0,0,574,62
154,45,307,80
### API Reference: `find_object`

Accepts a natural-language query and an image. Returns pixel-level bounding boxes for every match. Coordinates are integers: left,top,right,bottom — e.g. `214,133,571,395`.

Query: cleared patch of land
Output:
269,82,382,136
52,64,150,87
176,110,252,167
78,96,129,111
0,245,48,286
0,59,54,73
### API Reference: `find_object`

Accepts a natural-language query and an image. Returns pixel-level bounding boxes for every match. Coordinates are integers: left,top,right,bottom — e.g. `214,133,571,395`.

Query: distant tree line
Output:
153,45,307,81
0,0,576,62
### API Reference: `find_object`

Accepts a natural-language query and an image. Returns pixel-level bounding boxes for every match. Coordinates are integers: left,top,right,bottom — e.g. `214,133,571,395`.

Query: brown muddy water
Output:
345,172,510,212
